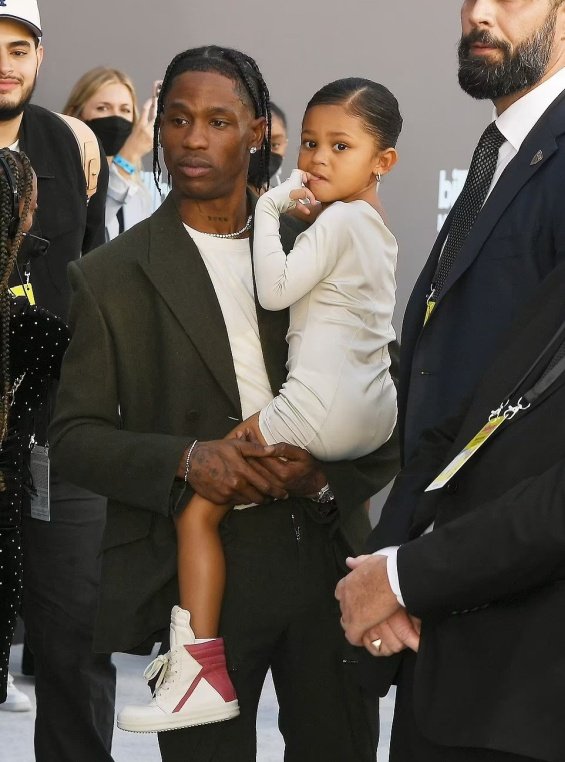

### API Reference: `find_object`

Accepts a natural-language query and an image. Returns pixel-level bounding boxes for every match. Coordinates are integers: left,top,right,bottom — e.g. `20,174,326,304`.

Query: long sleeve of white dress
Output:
253,171,398,461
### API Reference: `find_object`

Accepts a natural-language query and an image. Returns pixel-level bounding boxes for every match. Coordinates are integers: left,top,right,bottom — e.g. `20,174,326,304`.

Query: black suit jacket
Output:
401,89,565,465
20,103,108,320
49,195,400,654
367,262,565,761
373,88,565,551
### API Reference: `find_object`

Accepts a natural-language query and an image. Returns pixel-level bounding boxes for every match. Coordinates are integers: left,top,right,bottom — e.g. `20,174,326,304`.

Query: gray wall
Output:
35,0,491,333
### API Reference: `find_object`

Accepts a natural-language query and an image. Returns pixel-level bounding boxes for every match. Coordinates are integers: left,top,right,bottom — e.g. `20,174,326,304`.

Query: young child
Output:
118,77,402,733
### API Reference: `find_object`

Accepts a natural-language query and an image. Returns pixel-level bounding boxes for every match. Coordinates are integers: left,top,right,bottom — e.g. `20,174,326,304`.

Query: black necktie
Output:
431,121,506,304
117,206,125,235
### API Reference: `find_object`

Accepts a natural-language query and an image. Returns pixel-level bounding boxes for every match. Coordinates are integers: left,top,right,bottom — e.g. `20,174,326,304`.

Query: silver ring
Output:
372,638,382,652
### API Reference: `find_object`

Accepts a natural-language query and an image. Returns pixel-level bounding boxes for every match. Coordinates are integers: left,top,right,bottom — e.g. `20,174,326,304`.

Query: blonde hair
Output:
63,67,139,122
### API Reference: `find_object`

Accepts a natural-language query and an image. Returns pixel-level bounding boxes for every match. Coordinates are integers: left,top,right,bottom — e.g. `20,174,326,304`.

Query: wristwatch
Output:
308,483,335,503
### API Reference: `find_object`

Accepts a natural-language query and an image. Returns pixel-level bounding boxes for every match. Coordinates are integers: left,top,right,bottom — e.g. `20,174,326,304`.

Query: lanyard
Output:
489,322,565,423
426,321,565,493
10,261,35,305
424,243,450,325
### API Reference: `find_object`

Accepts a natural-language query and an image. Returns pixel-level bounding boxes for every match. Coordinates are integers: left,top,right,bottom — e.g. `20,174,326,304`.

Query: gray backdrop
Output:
35,0,492,332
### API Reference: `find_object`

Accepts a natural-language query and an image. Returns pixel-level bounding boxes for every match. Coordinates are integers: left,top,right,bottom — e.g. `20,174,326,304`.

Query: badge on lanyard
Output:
425,415,506,492
10,281,36,305
30,443,50,521
424,300,436,326
424,284,436,327
426,327,565,492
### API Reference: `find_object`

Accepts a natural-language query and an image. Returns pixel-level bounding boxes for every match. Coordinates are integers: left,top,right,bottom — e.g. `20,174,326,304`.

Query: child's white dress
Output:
253,170,397,460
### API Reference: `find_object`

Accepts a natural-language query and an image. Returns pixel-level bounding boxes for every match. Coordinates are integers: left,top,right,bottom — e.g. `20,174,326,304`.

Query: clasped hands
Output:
181,436,326,506
335,554,421,657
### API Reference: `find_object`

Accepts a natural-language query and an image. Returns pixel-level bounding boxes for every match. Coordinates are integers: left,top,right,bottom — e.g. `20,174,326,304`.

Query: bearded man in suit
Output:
373,0,565,595
346,0,565,759
338,259,565,762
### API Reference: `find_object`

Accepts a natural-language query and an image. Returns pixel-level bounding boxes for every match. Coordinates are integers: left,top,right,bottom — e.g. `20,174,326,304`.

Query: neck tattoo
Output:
198,215,253,240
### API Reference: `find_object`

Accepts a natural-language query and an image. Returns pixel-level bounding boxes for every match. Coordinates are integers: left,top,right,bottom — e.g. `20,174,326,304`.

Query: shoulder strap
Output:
54,113,101,199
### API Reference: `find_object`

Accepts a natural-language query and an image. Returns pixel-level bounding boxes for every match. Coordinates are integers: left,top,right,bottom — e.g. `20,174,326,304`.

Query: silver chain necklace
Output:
198,215,253,239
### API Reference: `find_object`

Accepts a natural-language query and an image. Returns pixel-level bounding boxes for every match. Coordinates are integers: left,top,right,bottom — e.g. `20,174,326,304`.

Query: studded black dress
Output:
0,298,69,702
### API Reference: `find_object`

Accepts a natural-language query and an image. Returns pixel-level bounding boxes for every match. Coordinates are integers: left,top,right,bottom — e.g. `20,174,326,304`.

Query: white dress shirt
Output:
381,66,565,607
106,166,168,241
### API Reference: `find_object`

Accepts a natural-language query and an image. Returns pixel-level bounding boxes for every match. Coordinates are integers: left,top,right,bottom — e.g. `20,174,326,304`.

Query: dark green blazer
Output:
50,194,400,653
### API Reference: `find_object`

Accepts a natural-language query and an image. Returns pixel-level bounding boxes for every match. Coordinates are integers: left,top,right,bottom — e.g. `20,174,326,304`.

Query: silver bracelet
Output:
183,440,198,483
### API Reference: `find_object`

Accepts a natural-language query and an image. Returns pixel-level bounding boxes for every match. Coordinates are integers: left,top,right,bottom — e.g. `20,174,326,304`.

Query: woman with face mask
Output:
63,67,166,240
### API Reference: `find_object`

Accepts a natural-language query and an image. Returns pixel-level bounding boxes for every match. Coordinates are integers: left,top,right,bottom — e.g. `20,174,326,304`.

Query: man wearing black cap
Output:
0,3,113,762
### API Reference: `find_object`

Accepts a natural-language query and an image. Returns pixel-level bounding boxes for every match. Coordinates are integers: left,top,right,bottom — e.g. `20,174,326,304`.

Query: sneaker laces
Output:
143,654,169,693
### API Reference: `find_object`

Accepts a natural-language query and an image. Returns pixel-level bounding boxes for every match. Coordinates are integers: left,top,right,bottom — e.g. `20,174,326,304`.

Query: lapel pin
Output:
530,150,544,166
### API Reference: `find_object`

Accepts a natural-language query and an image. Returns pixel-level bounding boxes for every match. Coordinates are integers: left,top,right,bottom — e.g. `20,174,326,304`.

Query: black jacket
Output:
373,88,565,552
20,103,108,319
368,262,565,761
401,90,565,466
49,196,401,654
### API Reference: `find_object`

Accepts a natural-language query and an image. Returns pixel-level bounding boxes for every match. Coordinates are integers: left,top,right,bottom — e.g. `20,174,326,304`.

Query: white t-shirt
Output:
183,224,274,420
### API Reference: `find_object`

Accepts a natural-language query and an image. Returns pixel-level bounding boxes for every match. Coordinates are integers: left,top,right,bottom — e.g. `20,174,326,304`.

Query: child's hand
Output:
261,169,319,214
289,169,319,216
289,172,317,215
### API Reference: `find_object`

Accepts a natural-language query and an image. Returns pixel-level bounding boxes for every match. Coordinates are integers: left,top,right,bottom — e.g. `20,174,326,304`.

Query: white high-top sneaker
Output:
117,606,239,733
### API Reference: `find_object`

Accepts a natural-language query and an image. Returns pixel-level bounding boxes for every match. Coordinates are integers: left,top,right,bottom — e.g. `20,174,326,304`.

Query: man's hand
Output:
335,554,400,646
179,439,288,505
258,442,327,497
362,609,421,657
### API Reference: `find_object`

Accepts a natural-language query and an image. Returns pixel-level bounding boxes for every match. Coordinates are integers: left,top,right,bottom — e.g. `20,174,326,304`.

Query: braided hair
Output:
152,45,271,192
0,149,34,444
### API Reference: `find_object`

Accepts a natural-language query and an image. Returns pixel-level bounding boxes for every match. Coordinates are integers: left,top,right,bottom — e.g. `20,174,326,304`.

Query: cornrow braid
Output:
152,45,271,193
0,179,11,445
0,149,34,444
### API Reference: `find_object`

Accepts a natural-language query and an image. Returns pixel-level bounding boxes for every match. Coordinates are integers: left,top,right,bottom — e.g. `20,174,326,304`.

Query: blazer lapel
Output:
140,194,296,412
139,195,241,414
430,98,565,315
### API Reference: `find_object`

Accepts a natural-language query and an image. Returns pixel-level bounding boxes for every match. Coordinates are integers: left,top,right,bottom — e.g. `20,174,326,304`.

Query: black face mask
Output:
248,151,284,190
83,116,133,157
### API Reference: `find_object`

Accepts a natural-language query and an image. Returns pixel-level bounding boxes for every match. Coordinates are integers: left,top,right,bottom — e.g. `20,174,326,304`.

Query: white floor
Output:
2,645,395,761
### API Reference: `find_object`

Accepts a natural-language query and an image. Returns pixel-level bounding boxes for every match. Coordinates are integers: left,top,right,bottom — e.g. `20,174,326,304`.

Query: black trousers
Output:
159,501,378,762
22,475,116,762
390,651,542,762
0,527,21,702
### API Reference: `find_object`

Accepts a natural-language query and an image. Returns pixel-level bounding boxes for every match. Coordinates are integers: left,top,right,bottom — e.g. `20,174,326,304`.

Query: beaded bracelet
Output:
113,154,136,176
183,440,198,483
